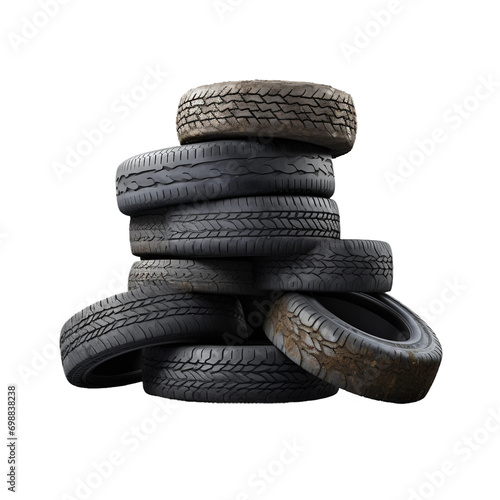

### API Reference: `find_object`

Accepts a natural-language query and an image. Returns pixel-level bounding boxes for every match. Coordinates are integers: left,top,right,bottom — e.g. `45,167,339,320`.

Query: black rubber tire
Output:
116,140,335,215
264,293,442,404
142,341,339,403
129,196,341,258
254,240,393,293
128,259,261,295
60,285,247,388
177,80,356,156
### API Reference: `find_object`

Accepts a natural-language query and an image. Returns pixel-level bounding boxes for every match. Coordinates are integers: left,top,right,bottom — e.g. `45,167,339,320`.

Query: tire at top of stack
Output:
176,80,357,156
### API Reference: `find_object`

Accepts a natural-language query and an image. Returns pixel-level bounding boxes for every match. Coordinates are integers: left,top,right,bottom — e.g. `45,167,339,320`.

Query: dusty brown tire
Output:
264,293,442,403
177,80,356,157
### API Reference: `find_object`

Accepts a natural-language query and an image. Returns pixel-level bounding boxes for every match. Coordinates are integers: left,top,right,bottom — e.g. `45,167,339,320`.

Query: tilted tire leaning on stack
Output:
264,292,442,403
60,285,248,388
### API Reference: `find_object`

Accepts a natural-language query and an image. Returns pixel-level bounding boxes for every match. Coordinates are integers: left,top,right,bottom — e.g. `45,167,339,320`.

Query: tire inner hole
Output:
314,295,410,342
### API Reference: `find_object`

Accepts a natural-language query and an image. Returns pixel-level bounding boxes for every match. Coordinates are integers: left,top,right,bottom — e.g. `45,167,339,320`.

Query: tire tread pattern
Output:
142,344,339,403
130,196,341,257
60,285,246,387
264,292,442,403
177,80,356,156
116,140,335,215
254,239,393,292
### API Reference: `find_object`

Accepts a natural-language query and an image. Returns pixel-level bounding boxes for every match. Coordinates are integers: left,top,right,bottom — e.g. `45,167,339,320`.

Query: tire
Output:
128,259,262,295
60,285,247,388
116,140,335,215
264,293,442,403
142,341,339,403
254,239,393,293
130,196,341,258
177,80,356,156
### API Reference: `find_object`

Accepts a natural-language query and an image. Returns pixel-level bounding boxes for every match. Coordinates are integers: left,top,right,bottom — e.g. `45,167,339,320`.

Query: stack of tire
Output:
60,81,442,404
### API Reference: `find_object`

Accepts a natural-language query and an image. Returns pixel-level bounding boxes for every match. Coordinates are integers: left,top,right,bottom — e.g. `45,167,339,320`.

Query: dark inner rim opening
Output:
313,294,410,342
87,351,143,384
84,329,270,385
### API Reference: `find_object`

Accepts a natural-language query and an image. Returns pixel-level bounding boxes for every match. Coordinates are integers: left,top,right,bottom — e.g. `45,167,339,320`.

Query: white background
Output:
2,1,499,499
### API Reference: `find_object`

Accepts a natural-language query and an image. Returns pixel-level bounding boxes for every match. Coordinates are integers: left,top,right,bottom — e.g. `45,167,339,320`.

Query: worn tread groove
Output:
130,196,341,258
60,285,247,388
116,140,335,215
254,239,393,292
142,344,339,403
177,81,356,156
128,259,260,295
264,292,442,403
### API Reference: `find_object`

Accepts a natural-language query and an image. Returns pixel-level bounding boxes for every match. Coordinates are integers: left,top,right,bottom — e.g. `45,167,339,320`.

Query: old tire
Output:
177,80,356,156
264,292,442,403
142,341,339,403
128,259,261,295
130,196,340,258
254,239,393,292
60,285,247,388
116,140,335,215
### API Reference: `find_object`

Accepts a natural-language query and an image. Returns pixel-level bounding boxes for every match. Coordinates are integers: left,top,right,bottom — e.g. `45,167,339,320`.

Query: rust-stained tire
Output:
177,80,356,156
264,292,442,403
